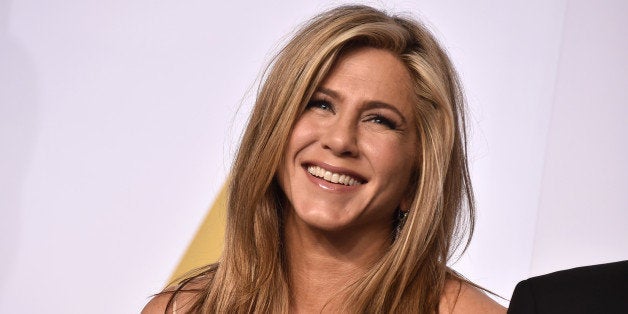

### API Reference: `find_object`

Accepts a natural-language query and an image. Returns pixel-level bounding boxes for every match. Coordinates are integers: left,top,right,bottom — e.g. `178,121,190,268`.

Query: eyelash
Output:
306,99,334,112
305,99,399,130
365,115,398,130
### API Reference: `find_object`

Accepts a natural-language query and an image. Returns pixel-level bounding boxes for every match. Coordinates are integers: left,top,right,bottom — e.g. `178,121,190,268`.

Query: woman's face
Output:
278,47,419,234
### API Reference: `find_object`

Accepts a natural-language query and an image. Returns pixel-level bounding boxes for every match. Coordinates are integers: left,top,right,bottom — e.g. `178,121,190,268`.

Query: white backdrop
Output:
1,0,626,312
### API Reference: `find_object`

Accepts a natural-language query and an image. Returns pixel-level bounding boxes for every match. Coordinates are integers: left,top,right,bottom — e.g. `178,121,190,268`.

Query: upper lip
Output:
302,161,368,183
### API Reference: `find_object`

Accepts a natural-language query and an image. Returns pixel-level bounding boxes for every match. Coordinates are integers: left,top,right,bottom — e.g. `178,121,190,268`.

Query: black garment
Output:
508,260,628,314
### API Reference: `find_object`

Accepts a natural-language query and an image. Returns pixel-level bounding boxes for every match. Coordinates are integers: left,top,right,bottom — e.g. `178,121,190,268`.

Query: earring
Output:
395,209,408,238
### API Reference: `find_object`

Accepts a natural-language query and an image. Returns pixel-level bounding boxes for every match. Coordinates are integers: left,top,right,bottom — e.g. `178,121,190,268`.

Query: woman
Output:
144,5,505,313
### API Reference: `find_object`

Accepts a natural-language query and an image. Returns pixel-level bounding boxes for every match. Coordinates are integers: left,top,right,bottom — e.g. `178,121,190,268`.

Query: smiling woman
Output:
143,4,505,314
279,47,419,235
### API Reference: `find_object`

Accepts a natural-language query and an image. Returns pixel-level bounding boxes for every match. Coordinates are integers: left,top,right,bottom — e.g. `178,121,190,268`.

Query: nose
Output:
320,116,359,157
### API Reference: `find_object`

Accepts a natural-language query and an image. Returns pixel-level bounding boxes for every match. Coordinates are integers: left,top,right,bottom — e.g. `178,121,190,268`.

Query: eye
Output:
306,99,334,113
366,114,398,130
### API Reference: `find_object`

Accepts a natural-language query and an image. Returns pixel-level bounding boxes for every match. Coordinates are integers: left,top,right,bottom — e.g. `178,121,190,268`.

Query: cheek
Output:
370,138,418,184
288,118,318,149
278,119,316,185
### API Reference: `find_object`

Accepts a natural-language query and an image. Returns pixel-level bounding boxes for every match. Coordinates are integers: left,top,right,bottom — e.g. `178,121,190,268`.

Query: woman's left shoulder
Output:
438,279,506,314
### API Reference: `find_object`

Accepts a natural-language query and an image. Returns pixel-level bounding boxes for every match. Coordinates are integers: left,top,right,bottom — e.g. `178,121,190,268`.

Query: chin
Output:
294,208,391,237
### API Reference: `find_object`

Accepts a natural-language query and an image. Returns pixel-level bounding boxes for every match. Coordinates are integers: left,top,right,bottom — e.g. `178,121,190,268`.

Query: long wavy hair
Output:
168,4,475,313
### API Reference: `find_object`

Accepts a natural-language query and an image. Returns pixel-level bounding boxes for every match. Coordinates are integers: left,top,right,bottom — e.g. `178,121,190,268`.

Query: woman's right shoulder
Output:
141,289,176,314
141,274,211,314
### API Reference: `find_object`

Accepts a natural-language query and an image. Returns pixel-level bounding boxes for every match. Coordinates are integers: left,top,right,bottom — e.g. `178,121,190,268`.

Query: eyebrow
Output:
316,87,408,125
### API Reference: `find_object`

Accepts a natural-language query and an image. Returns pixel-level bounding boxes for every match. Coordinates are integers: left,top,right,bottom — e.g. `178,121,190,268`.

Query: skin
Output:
279,47,505,313
278,47,419,238
280,47,414,312
140,279,507,313
142,47,506,313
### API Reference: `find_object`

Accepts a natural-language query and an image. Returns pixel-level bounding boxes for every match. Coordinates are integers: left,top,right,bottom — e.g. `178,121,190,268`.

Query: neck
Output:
284,211,392,313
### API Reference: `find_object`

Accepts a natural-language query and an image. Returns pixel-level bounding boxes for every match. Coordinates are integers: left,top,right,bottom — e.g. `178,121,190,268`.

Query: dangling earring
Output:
395,209,408,239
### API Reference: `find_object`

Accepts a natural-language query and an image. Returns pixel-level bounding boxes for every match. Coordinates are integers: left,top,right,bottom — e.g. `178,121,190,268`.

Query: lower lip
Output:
304,168,361,192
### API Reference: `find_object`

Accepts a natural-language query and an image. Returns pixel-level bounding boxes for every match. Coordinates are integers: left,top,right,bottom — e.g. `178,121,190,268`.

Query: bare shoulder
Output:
142,289,175,314
439,279,506,314
141,276,209,314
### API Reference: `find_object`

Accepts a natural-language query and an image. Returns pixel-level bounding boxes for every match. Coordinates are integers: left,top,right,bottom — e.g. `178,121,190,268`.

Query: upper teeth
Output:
307,165,361,186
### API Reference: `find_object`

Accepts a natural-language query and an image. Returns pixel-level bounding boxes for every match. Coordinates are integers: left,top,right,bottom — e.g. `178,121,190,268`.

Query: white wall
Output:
1,0,626,312
530,0,628,276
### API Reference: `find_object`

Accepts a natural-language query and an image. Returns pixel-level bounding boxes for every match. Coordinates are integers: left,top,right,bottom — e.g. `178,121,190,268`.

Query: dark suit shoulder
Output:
508,279,536,314
508,260,628,314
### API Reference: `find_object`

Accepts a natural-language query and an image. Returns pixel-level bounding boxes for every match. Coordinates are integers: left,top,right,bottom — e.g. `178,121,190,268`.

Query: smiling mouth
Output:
306,165,363,186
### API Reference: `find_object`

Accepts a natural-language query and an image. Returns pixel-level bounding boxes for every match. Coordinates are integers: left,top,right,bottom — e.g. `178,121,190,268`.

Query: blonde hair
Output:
169,5,474,313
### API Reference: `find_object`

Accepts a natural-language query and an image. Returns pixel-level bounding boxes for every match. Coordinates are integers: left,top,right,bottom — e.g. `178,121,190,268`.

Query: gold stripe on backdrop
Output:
168,185,227,284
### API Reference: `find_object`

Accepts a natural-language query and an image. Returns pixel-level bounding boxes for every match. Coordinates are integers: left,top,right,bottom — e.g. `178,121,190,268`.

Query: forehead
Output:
319,47,417,111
